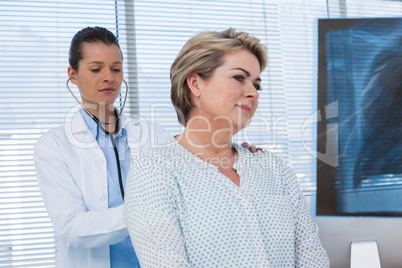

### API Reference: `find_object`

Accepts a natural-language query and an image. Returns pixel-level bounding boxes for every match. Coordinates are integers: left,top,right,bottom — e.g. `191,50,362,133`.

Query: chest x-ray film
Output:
317,18,402,216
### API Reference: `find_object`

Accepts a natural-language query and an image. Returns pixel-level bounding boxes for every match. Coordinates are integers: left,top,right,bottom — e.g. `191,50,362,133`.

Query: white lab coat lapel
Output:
65,112,108,210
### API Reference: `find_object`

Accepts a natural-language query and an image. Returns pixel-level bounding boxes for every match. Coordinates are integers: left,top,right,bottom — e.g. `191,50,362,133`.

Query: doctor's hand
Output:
241,142,263,153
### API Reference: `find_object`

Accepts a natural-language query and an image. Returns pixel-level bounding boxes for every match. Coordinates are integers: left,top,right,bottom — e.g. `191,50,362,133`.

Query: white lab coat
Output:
34,111,170,268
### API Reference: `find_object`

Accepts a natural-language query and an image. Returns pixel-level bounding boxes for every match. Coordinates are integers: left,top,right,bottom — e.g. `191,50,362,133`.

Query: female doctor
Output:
34,26,170,268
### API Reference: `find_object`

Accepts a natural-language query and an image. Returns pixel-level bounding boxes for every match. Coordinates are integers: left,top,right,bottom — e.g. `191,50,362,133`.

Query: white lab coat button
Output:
98,159,104,165
99,193,106,201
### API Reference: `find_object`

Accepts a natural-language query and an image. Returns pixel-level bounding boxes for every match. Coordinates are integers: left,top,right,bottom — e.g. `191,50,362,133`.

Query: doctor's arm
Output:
34,132,128,248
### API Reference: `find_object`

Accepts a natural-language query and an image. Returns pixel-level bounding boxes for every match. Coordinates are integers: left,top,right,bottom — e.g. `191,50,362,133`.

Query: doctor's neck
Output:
83,102,118,132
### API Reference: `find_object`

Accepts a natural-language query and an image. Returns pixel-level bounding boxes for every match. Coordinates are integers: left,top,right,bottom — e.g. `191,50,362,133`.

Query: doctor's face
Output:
68,42,123,109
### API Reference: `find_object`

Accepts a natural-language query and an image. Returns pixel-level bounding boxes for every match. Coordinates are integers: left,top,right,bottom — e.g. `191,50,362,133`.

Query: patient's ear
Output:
186,73,202,98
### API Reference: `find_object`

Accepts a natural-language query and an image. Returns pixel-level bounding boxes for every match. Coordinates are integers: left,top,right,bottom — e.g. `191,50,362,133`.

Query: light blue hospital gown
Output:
123,139,329,267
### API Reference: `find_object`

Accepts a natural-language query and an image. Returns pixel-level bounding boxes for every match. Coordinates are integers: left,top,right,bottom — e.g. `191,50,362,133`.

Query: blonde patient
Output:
124,28,329,267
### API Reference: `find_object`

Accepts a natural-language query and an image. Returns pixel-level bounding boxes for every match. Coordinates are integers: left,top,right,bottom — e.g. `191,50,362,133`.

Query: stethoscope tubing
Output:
92,116,125,201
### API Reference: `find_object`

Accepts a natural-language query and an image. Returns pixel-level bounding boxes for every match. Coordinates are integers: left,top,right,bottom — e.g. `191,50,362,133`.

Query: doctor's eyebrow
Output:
232,67,261,81
87,61,122,65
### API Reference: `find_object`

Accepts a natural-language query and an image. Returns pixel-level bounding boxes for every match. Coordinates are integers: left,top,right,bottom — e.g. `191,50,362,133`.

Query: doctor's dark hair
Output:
69,26,122,70
170,27,268,126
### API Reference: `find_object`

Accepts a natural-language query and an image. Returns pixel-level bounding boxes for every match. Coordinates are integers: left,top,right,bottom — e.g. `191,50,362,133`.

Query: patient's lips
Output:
237,104,252,114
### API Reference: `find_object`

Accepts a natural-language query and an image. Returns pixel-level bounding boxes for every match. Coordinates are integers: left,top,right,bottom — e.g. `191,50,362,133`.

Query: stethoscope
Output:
66,77,129,200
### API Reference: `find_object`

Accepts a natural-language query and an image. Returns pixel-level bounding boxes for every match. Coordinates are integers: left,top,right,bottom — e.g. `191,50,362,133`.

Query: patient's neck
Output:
176,118,237,161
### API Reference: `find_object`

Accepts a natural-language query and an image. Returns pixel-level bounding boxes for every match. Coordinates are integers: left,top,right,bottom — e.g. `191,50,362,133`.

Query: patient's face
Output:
195,49,261,132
